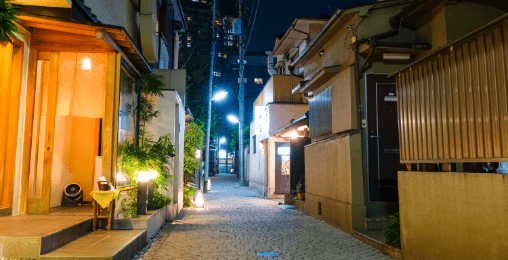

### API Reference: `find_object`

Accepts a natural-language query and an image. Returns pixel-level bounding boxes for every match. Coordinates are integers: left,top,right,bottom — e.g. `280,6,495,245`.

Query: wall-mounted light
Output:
383,53,411,60
82,58,92,70
289,131,299,139
319,50,325,57
195,190,204,208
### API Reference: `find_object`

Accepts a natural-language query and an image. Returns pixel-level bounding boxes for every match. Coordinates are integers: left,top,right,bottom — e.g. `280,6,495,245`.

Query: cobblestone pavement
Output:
141,174,393,260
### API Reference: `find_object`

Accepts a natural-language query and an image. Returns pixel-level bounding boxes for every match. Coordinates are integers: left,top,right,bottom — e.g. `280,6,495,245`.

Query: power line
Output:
241,0,260,59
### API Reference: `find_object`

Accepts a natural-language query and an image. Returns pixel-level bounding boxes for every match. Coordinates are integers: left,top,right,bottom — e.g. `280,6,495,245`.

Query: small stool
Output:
92,199,115,231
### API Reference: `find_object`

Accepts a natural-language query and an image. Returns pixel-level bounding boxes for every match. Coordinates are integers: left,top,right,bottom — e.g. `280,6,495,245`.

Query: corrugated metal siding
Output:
309,86,332,138
397,23,508,162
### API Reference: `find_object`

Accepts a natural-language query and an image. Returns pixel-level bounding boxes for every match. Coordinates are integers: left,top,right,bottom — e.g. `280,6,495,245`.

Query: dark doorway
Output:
275,142,290,194
366,74,405,202
290,137,310,193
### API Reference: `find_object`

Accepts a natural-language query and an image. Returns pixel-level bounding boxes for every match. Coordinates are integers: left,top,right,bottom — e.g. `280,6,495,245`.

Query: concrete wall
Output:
84,0,138,45
398,171,508,260
249,121,268,197
268,104,309,136
304,133,365,234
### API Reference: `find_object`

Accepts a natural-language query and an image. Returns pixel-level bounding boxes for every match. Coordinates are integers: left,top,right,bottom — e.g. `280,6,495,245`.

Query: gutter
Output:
291,9,345,67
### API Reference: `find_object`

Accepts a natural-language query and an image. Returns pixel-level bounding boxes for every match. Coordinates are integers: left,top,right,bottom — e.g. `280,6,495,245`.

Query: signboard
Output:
255,106,269,135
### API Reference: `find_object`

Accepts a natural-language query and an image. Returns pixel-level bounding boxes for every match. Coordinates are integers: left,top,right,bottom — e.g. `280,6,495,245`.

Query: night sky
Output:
241,0,375,53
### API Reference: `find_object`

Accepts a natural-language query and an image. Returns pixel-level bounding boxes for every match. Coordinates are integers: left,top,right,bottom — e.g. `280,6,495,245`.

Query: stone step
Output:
40,229,147,260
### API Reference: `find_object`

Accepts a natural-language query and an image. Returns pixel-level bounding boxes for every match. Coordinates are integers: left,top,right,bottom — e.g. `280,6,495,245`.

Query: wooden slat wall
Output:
397,22,508,163
309,86,332,138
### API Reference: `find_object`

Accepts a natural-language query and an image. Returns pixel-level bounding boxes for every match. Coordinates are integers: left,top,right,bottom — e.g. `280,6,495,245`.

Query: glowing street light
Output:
204,90,229,193
220,137,227,144
227,115,239,124
212,91,228,101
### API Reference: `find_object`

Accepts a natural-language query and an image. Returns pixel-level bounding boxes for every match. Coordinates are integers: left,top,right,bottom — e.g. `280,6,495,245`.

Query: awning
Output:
292,65,341,94
272,114,309,138
17,14,152,75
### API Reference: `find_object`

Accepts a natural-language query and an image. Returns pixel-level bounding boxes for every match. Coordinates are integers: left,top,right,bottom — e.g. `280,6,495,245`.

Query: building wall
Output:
304,134,365,234
84,0,138,45
399,171,508,260
268,104,309,136
249,121,268,197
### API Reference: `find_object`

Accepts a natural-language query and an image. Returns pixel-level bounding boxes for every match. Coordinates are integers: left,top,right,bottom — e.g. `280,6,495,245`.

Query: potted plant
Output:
296,180,305,200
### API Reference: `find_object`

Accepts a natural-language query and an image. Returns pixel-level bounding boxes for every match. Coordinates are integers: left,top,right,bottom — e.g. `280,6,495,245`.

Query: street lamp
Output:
226,114,243,184
204,91,228,193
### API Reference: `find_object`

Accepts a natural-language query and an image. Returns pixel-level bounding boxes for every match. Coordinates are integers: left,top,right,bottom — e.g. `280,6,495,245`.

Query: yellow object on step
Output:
90,190,119,209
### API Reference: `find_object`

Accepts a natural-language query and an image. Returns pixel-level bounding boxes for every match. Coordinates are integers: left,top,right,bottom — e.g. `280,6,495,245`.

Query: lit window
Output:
188,16,192,21
228,35,234,40
227,41,233,46
218,52,222,57
238,78,247,83
216,33,219,38
187,36,192,41
187,43,192,48
254,78,263,84
201,0,206,3
192,0,198,2
223,54,227,58
213,71,221,77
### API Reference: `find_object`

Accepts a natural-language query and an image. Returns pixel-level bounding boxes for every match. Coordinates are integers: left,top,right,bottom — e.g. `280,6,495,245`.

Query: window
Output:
228,35,234,40
223,54,227,59
213,71,221,77
187,36,192,41
238,78,247,83
201,0,206,3
187,43,191,48
216,33,219,38
227,41,233,46
187,16,192,21
254,78,263,84
192,0,198,2
252,135,256,154
217,52,222,57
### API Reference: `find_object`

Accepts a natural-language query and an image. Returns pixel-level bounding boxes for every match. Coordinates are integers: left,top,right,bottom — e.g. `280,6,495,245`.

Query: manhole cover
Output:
257,252,280,257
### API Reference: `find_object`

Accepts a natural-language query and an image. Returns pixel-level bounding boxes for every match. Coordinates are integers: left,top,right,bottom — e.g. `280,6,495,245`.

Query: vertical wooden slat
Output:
409,68,421,160
470,39,485,158
403,73,410,161
0,42,14,204
20,49,38,214
499,25,508,157
399,73,408,161
405,71,414,160
433,57,444,159
418,65,429,160
427,60,438,159
396,76,404,161
456,46,469,158
450,48,463,159
486,31,502,157
423,63,435,159
111,53,122,183
478,35,493,158
462,42,477,159
439,54,450,160
444,52,456,159
40,52,59,214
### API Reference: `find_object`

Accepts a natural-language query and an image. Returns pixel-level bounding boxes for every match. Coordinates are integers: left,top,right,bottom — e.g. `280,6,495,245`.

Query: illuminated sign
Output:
255,106,269,135
277,147,290,155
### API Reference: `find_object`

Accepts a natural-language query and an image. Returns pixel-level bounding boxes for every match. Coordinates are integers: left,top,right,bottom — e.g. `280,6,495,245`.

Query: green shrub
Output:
152,189,172,209
384,212,400,245
183,184,196,207
0,0,20,43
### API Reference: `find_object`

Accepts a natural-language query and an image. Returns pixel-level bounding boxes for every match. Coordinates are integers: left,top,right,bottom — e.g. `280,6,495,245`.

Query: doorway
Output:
275,142,290,194
365,74,405,204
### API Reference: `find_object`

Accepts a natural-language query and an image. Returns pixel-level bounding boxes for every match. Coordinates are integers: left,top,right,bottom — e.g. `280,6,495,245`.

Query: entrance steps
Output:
40,230,146,260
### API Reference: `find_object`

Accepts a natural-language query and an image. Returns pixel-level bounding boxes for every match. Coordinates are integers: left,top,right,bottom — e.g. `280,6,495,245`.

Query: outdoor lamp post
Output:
137,171,158,215
227,114,243,185
219,137,226,174
204,91,228,193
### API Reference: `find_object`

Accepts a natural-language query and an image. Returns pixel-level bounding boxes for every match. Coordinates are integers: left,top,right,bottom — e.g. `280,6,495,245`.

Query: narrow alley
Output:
141,174,393,260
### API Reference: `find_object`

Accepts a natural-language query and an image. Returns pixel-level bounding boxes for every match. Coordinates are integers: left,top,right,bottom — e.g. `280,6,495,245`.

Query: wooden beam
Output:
111,53,122,184
20,49,38,214
97,30,141,77
0,42,14,206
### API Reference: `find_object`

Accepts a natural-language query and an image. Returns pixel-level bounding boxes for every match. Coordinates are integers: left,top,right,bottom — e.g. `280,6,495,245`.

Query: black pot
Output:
64,183,82,199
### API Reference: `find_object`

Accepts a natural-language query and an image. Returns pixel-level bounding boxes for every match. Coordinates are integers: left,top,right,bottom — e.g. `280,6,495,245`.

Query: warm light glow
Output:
220,137,226,144
212,91,228,101
290,131,299,139
227,115,239,124
195,190,204,208
297,125,308,131
138,171,158,182
82,58,92,70
195,149,201,159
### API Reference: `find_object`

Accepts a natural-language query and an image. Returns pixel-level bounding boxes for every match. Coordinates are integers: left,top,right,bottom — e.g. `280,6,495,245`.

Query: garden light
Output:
138,171,158,182
195,190,205,208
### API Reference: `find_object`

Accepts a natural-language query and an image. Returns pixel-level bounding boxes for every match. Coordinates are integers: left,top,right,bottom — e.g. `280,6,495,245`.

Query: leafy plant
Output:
183,183,196,207
152,189,172,209
0,0,20,43
384,212,400,245
120,188,138,218
184,122,205,182
296,181,304,193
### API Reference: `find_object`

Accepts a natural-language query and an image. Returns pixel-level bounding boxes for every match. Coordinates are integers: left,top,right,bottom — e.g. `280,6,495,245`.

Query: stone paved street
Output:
141,174,393,260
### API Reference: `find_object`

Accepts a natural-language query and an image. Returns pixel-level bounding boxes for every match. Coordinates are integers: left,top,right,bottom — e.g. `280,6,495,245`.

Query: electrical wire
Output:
241,0,260,60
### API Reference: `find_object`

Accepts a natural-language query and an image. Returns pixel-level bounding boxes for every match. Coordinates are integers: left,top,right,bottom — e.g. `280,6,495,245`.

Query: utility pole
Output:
238,0,245,186
203,0,217,193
